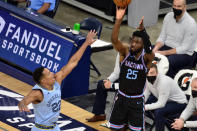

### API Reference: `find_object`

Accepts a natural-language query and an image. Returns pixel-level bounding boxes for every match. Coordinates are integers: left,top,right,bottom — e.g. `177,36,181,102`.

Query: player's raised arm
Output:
138,17,154,69
111,7,128,56
55,30,97,84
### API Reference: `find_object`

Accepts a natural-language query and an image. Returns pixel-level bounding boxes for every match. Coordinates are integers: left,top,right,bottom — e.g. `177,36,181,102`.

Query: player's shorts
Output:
109,91,144,131
31,123,60,131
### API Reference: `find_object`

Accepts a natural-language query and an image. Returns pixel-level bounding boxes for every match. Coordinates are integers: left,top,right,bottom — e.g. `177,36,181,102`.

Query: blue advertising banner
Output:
0,85,97,131
0,9,74,73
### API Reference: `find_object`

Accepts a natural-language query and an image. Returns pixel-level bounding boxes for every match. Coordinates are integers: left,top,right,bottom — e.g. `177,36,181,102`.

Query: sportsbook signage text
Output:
0,10,74,72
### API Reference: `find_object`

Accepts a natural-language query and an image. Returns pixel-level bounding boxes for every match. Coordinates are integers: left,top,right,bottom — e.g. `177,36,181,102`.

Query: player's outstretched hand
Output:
85,30,97,45
18,100,31,113
116,6,127,20
137,16,144,31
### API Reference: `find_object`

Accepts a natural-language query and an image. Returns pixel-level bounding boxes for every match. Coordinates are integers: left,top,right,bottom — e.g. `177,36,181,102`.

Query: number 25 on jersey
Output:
126,69,138,80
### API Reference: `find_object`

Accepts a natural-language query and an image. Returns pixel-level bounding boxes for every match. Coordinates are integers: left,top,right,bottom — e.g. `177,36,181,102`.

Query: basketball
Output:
113,0,132,8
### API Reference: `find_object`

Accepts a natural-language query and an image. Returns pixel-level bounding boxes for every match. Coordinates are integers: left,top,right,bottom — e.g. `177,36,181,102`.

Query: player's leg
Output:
128,97,144,131
110,95,127,130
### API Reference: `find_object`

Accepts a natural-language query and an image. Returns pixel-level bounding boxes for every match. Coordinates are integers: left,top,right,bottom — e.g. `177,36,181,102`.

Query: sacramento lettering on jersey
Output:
0,20,62,72
125,60,144,70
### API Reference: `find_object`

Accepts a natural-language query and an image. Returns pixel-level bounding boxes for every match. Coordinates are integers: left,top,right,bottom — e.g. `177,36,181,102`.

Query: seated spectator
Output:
144,63,188,131
18,0,56,18
153,0,197,78
172,78,197,131
86,53,120,122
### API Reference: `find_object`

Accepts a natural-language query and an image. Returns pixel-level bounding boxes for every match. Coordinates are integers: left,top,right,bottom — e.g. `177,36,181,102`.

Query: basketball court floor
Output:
0,72,110,131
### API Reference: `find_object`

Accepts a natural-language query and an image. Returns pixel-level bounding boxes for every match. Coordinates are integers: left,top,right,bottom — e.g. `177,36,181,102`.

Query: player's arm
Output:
144,44,154,69
143,29,154,68
18,89,43,112
138,17,154,69
144,36,154,69
111,7,128,57
37,3,51,14
55,30,97,84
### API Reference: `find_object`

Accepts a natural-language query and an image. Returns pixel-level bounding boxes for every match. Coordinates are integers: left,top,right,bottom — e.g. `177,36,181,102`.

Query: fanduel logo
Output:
0,16,5,34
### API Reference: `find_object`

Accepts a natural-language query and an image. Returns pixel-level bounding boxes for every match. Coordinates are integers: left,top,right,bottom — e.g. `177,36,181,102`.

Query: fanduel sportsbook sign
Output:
0,10,74,72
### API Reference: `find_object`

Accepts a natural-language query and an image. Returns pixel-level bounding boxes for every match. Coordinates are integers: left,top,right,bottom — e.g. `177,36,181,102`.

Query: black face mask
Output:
147,76,156,84
192,90,197,98
173,8,183,19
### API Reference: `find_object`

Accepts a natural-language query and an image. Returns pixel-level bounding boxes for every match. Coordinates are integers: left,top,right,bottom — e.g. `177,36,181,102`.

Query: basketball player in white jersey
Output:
18,30,97,131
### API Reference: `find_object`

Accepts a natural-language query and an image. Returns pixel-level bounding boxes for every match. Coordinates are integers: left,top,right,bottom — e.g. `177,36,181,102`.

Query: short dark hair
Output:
150,63,158,73
132,31,144,38
33,67,44,84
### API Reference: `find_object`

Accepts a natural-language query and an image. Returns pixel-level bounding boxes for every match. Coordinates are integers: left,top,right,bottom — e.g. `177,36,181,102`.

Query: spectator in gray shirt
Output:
144,64,187,131
153,0,197,78
172,78,197,131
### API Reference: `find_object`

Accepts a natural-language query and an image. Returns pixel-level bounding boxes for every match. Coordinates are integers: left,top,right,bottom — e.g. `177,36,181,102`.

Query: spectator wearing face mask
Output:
144,63,188,131
172,78,197,131
153,0,197,78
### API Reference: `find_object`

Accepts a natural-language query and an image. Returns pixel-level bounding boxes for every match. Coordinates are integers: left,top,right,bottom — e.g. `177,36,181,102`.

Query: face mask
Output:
192,90,197,98
147,76,156,84
173,8,183,18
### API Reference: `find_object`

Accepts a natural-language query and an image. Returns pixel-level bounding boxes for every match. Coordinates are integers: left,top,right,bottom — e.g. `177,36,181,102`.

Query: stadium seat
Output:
153,53,169,75
174,69,197,96
52,0,60,18
80,17,102,39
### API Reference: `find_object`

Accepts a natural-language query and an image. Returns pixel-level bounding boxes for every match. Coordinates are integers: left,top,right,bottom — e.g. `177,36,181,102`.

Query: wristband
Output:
114,83,119,90
184,123,186,128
